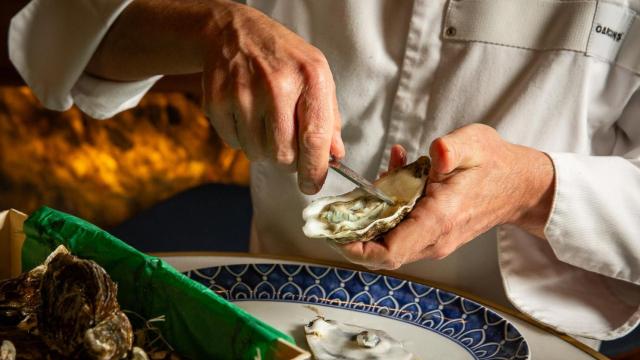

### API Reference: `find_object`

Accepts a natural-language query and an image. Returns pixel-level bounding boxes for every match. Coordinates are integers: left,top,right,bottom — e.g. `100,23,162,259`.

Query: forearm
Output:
86,0,237,81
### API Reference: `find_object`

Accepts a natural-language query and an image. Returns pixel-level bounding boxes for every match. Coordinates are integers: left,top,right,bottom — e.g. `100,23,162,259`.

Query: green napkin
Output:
22,206,294,359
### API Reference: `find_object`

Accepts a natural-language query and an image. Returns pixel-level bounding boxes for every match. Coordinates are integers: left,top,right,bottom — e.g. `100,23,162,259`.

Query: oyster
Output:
303,157,430,244
38,246,133,359
0,245,133,359
304,317,415,360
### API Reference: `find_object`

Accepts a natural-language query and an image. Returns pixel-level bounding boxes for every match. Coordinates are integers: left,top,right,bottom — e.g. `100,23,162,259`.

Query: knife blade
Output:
329,158,395,205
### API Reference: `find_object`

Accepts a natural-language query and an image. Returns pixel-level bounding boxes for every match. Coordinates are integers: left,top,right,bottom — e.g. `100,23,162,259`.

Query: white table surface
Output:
160,254,607,360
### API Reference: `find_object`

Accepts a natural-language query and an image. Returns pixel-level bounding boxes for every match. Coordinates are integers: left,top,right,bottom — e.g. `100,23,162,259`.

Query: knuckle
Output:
301,131,330,152
439,216,455,238
469,123,491,132
275,149,296,166
435,208,458,239
342,250,362,262
307,48,329,68
381,257,402,270
269,120,297,165
269,73,299,96
432,247,451,260
467,123,497,141
337,245,364,262
301,58,331,88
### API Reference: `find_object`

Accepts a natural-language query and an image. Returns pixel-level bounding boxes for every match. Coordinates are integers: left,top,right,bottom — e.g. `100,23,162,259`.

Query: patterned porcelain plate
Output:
186,263,529,359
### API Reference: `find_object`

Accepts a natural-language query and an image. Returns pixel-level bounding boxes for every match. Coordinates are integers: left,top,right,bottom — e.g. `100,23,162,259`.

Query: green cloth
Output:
22,206,294,359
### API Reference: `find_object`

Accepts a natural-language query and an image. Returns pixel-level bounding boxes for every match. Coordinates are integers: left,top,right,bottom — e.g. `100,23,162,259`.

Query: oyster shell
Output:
38,246,133,359
0,245,133,359
303,157,430,244
304,317,415,360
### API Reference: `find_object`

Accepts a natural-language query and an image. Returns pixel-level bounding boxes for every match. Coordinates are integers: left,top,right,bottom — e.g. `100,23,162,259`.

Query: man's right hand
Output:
87,0,344,194
202,3,344,194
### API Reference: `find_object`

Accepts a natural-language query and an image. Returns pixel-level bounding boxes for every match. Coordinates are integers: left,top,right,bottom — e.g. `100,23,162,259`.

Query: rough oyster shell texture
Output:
303,157,430,244
0,245,133,360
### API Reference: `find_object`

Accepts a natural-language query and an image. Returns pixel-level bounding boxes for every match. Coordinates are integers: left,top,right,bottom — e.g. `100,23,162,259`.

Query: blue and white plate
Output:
186,263,529,359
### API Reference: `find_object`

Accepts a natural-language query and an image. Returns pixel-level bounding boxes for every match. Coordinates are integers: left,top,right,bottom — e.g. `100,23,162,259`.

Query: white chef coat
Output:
10,0,640,342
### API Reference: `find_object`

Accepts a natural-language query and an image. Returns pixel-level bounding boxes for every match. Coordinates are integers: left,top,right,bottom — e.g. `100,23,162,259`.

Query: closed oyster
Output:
38,246,133,359
303,157,430,244
0,245,133,360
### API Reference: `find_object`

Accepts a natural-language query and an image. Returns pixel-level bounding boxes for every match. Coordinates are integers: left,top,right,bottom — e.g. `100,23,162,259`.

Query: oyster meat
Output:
303,157,430,244
304,317,415,360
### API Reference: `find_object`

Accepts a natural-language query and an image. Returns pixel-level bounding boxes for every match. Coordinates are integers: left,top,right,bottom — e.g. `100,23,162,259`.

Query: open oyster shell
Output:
304,317,415,360
303,157,430,244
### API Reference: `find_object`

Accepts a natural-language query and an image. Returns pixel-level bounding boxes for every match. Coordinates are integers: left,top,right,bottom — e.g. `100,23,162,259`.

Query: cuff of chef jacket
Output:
497,152,640,339
498,224,640,340
8,0,162,119
71,74,162,119
544,152,640,284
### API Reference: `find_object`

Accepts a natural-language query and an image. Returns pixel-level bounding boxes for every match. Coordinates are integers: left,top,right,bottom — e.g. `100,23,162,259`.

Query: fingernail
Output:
301,180,318,194
338,137,345,156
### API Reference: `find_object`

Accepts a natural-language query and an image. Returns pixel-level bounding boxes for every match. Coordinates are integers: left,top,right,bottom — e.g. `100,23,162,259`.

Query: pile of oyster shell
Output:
303,157,430,244
0,246,174,360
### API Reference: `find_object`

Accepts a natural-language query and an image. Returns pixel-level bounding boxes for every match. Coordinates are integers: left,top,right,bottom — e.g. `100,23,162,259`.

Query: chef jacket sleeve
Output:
498,89,640,340
8,0,162,119
544,89,640,285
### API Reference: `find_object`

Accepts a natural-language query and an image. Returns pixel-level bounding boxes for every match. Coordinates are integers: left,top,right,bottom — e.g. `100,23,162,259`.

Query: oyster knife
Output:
329,159,395,205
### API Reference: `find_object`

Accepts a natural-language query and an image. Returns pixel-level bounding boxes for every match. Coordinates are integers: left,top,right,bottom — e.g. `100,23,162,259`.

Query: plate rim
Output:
157,251,606,360
186,262,530,359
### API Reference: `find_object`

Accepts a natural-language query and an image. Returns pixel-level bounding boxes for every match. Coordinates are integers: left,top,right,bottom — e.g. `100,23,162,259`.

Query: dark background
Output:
0,1,252,252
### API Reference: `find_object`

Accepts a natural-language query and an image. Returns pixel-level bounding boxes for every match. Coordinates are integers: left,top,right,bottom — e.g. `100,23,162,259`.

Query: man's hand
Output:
201,4,344,194
87,0,344,194
335,124,555,270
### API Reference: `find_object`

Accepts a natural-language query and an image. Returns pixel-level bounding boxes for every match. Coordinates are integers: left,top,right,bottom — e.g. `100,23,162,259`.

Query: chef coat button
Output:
446,26,457,37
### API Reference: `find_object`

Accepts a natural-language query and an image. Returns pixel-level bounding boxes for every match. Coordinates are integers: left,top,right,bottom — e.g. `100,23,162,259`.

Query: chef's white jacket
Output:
10,0,640,342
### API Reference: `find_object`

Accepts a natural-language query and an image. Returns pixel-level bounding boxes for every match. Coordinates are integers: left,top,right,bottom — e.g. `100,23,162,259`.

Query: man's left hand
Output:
335,123,555,270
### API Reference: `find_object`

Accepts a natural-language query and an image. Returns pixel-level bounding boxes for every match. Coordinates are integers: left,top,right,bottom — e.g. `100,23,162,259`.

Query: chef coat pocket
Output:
443,0,640,75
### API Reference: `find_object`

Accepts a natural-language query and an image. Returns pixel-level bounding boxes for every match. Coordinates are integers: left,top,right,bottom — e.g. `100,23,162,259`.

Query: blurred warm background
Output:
2,3,639,358
0,2,249,229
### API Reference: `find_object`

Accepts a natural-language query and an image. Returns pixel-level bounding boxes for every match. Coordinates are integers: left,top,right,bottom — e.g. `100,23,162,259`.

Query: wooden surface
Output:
0,209,26,280
273,338,311,360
